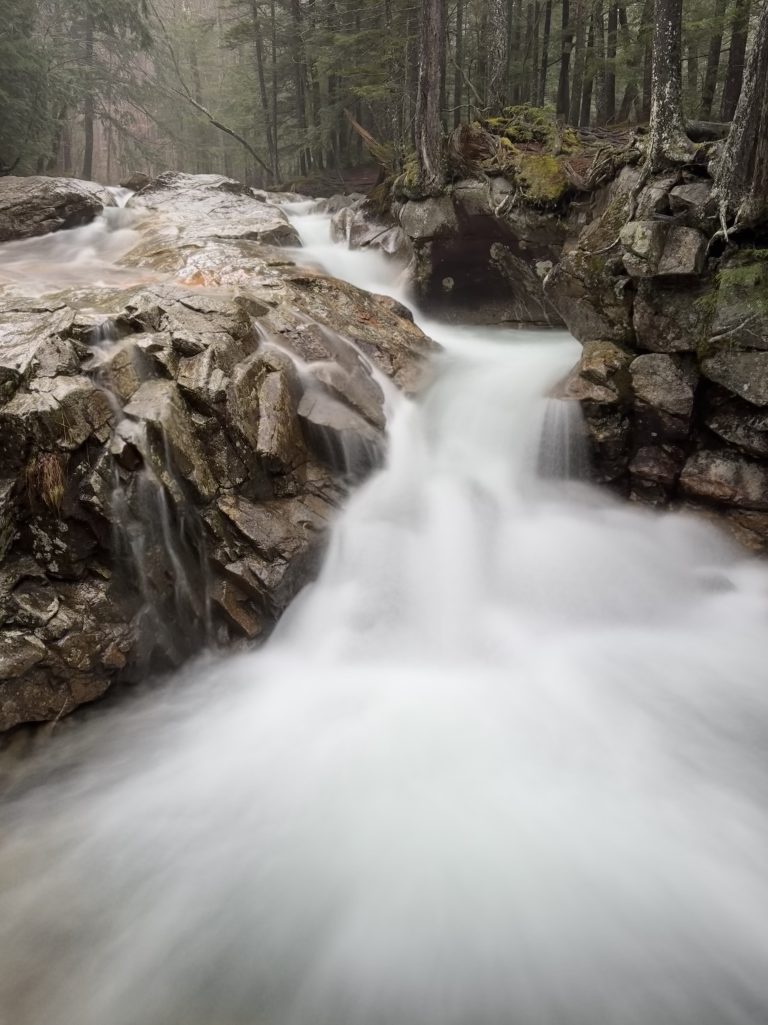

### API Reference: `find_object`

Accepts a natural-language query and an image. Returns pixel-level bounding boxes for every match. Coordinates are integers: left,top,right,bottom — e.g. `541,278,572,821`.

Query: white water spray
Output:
2,206,768,1025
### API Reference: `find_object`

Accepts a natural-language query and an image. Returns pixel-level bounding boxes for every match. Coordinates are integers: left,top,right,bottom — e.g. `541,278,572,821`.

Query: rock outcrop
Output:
393,180,574,325
0,174,437,731
547,162,768,550
0,176,115,243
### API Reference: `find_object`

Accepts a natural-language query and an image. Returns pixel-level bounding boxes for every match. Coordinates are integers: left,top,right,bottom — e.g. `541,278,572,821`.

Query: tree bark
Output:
720,0,752,120
646,0,692,167
453,0,464,127
594,0,607,124
556,0,573,116
605,2,617,120
250,0,278,179
580,15,596,126
699,0,728,118
82,10,95,180
415,0,446,193
538,0,552,105
715,1,768,227
269,0,280,178
486,0,508,111
568,0,588,124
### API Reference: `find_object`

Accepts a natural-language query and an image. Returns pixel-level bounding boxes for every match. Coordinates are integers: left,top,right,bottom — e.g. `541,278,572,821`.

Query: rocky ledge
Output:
0,172,436,731
544,164,768,552
0,176,116,243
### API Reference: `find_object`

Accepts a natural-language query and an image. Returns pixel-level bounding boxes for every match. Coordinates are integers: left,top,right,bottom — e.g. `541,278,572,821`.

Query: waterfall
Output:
1,205,768,1025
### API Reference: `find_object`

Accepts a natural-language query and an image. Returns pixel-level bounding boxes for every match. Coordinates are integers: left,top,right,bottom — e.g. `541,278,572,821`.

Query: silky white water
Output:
2,206,768,1025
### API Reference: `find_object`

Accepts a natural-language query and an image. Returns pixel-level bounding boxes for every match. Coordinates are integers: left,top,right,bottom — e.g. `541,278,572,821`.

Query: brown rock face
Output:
0,174,437,731
0,176,114,242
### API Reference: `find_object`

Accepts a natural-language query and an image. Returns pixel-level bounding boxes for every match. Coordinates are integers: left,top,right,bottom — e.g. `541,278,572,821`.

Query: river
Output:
1,201,768,1025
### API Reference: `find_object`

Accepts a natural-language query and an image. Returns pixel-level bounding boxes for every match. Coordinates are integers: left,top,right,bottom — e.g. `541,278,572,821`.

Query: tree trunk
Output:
647,0,693,168
250,1,277,178
529,1,541,106
580,15,596,126
594,0,607,124
699,0,728,118
715,1,768,226
289,0,311,175
720,0,752,120
557,0,573,116
686,40,699,110
486,0,508,111
617,0,639,120
605,2,617,120
538,0,552,105
453,0,464,127
82,10,95,180
415,0,446,193
568,0,588,124
270,0,280,178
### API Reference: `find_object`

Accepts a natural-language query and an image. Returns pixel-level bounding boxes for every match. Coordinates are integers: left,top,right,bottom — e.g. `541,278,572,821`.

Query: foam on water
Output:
2,203,768,1025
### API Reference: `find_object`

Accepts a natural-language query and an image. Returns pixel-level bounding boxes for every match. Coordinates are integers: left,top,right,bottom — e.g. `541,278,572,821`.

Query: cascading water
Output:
2,204,768,1025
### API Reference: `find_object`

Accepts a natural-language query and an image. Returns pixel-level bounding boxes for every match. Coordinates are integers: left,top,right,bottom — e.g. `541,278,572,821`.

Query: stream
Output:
1,201,768,1025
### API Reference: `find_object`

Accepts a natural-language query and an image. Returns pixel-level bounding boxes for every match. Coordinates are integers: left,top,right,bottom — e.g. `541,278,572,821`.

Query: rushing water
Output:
2,204,768,1025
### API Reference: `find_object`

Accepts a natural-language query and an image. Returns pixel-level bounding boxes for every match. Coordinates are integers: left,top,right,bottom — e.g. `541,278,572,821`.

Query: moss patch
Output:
513,153,569,205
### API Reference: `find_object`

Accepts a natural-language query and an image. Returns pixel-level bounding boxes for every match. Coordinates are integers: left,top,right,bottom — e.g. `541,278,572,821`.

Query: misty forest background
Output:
0,0,758,189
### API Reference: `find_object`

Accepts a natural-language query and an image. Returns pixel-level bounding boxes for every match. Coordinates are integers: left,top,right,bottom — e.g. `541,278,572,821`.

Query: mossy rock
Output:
513,152,569,205
482,105,578,154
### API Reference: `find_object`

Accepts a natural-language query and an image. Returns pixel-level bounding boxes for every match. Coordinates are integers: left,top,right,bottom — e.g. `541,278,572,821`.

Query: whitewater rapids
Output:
1,204,768,1025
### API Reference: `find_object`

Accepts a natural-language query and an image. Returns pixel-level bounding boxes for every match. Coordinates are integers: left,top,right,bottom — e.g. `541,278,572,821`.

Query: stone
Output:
629,445,684,487
701,351,768,406
128,172,300,247
680,450,768,510
298,388,383,477
0,172,439,731
564,340,632,406
668,181,712,218
632,280,708,353
630,354,697,418
620,222,706,279
399,196,459,240
705,402,768,458
657,226,707,277
0,176,113,242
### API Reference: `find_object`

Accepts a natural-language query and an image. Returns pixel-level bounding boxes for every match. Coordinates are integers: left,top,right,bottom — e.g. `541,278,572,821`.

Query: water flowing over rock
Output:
0,175,436,730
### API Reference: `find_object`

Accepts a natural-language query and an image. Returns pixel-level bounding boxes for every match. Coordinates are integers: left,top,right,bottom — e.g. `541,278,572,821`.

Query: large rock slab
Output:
0,174,438,730
129,172,300,247
0,176,113,242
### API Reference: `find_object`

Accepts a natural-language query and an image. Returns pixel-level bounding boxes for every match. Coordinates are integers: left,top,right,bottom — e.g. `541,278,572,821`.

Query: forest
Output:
0,0,762,191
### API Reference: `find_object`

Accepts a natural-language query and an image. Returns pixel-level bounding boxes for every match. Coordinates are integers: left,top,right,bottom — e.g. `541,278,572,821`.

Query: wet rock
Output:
298,388,382,477
630,354,697,418
705,402,768,458
128,172,300,247
0,176,113,242
701,351,768,406
399,196,458,240
0,173,438,729
633,279,708,353
680,450,768,510
629,445,685,487
564,340,632,406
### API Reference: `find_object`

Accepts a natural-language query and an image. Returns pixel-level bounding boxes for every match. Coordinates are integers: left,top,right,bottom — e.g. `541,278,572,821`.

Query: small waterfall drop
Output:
1,204,768,1025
